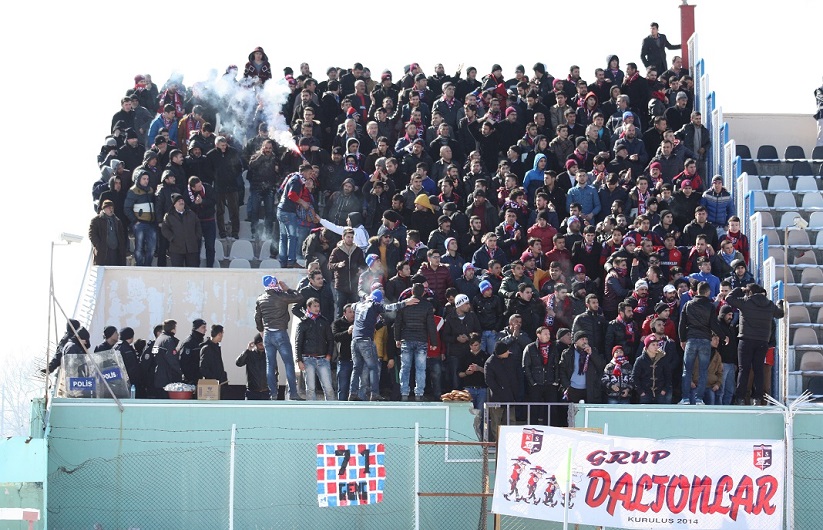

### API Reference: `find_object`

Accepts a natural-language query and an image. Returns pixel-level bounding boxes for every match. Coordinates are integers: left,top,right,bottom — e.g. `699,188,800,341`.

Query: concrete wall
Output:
725,113,818,158
46,400,480,530
88,267,306,384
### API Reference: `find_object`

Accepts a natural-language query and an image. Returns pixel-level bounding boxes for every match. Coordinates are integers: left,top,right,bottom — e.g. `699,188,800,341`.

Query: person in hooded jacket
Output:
124,171,156,266
244,46,272,84
46,319,82,374
725,284,785,406
325,178,362,226
200,325,229,388
117,128,146,171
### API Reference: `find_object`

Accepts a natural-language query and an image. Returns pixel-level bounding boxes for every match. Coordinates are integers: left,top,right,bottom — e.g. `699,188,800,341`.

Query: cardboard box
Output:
197,379,220,400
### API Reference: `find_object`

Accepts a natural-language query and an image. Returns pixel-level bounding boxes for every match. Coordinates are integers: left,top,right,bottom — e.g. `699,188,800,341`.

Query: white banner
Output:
492,426,783,529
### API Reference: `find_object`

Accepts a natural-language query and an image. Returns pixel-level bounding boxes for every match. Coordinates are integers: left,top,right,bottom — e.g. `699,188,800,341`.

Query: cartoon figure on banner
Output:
521,465,546,503
521,428,544,454
559,470,583,508
754,444,772,470
503,456,530,501
541,474,559,507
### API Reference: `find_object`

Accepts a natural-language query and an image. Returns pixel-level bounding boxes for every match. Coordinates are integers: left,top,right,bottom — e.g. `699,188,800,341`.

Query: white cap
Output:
455,294,470,307
635,280,649,290
663,284,677,293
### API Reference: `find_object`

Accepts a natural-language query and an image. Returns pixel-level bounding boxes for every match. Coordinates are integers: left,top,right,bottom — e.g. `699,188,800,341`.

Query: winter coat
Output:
601,357,633,399
700,189,735,227
114,340,141,391
441,311,482,360
329,241,367,294
255,288,304,332
124,183,156,223
205,146,244,193
236,347,269,392
484,354,519,402
161,208,202,255
678,295,729,342
522,341,560,387
179,330,205,384
632,349,672,398
292,282,335,322
295,314,335,361
88,212,127,266
472,293,506,331
725,288,785,342
572,310,607,355
419,262,453,305
152,332,182,389
394,299,439,345
199,340,228,383
559,345,606,403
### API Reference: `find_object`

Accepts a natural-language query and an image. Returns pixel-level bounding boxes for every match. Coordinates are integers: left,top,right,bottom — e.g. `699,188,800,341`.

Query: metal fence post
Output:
229,423,236,530
414,422,420,530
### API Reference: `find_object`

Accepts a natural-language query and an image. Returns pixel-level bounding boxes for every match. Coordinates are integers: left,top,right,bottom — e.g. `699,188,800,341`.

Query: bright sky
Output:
0,0,820,372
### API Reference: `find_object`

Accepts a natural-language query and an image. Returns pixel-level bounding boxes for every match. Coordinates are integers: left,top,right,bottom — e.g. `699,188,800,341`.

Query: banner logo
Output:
753,444,772,471
521,428,544,454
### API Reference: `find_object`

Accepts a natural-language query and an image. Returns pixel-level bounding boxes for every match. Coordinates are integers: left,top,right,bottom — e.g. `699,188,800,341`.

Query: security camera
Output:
793,217,809,230
60,232,84,244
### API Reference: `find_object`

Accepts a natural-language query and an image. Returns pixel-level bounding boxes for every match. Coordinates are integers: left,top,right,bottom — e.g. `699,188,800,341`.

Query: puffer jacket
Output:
725,288,785,342
329,241,367,294
700,189,735,226
522,341,560,387
601,357,633,399
394,299,439,345
295,314,334,361
679,295,729,342
419,262,453,305
498,270,536,301
255,288,304,332
572,310,607,355
472,293,505,331
124,183,156,223
441,311,481,359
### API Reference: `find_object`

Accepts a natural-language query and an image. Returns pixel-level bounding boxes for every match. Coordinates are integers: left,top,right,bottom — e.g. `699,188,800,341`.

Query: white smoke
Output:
260,78,299,153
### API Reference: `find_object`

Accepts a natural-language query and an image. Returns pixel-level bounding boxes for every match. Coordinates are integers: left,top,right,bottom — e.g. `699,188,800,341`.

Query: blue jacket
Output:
472,245,508,270
148,115,178,147
523,154,547,202
352,298,408,340
689,271,721,299
700,189,735,226
566,184,602,217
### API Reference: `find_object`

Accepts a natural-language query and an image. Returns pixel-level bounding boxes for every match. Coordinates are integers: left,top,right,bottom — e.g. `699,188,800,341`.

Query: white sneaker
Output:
677,399,690,405
695,399,706,405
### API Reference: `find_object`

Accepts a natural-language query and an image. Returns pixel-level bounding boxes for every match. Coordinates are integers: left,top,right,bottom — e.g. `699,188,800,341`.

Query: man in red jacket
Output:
419,248,453,309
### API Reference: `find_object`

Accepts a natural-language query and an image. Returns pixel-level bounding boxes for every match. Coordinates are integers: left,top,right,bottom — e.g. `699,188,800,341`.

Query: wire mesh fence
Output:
793,432,823,529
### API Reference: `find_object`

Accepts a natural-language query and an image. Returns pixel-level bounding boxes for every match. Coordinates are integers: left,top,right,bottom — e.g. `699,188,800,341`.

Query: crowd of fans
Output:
75,26,787,422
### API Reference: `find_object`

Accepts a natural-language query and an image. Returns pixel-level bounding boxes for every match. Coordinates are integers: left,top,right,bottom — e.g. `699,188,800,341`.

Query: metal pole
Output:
414,422,420,530
229,423,236,530
785,405,794,530
783,226,790,404
45,241,55,405
563,446,571,530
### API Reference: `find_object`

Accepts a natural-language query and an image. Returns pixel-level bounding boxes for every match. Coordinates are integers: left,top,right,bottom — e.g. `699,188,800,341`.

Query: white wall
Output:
88,267,306,384
725,113,818,158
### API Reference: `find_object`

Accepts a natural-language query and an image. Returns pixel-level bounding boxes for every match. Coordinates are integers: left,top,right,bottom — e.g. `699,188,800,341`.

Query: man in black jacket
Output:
236,334,270,400
200,325,228,388
395,283,439,401
333,304,356,401
185,177,218,267
180,319,207,385
640,23,680,81
205,136,244,239
725,285,785,405
114,327,141,397
152,319,182,398
559,331,607,404
678,281,729,404
292,269,335,320
485,342,519,442
522,327,561,425
572,295,607,356
442,294,482,392
295,298,336,401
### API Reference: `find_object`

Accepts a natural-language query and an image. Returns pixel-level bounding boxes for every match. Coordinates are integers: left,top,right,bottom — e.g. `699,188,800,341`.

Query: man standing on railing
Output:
815,78,823,146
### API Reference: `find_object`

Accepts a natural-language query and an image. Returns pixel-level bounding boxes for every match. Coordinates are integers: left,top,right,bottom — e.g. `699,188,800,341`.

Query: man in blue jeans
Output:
677,281,728,404
351,289,419,401
255,275,305,399
332,304,355,401
295,298,336,400
276,164,314,268
395,283,439,401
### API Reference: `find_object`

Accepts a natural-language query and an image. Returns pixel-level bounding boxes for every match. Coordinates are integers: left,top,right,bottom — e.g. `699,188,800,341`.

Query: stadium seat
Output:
792,161,815,177
258,259,280,269
200,242,226,261
816,231,823,246
736,144,752,159
773,193,798,209
795,175,819,192
787,229,811,246
757,145,779,160
775,266,789,283
770,251,785,265
809,285,823,303
238,222,254,240
809,212,823,229
744,174,762,191
758,212,776,228
785,284,803,303
763,229,781,246
753,191,768,210
790,305,812,325
766,175,791,191
794,328,819,346
785,145,807,160
802,193,823,209
229,239,255,260
801,267,823,284
812,146,823,160
741,159,758,175
258,240,273,260
800,351,823,370
229,258,251,268
795,251,819,266
779,212,803,229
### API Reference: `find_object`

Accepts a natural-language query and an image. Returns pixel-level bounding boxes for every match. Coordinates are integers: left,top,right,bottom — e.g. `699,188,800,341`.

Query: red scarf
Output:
539,342,551,365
